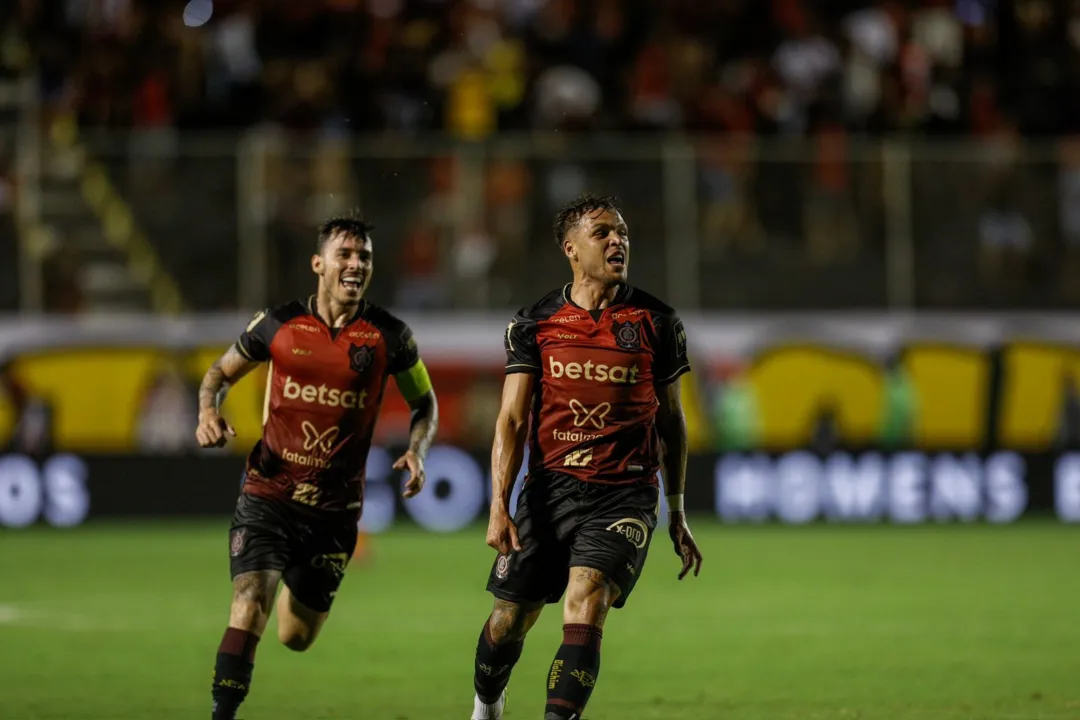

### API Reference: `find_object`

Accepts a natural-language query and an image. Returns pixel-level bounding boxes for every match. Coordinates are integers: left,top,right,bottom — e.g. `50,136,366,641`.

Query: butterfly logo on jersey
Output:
570,399,611,429
348,343,374,373
301,421,340,454
612,319,642,351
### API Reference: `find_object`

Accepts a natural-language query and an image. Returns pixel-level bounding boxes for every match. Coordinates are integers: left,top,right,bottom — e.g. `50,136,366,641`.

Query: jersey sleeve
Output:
388,321,433,402
235,309,278,363
386,321,421,376
653,312,690,385
504,312,541,374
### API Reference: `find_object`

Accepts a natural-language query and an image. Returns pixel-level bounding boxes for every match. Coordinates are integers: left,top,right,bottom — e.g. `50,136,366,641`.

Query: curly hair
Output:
552,194,621,248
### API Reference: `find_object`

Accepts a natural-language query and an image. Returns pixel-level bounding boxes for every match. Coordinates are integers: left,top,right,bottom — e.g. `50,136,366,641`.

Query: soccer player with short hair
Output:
195,216,438,720
470,195,703,720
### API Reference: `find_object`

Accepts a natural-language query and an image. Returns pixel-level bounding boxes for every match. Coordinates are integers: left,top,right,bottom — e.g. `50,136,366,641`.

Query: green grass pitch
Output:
1,520,1078,719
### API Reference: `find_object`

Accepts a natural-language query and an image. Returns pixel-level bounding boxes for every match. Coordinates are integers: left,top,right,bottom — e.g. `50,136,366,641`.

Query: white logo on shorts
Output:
606,518,649,549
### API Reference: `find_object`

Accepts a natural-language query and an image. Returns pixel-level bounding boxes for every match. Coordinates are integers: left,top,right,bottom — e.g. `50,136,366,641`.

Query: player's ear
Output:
563,238,576,262
311,254,323,275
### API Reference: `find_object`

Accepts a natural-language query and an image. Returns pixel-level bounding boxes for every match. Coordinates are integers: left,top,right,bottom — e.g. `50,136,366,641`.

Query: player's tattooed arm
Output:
405,391,438,459
195,345,260,448
657,379,703,579
486,372,535,554
394,390,438,499
198,345,260,413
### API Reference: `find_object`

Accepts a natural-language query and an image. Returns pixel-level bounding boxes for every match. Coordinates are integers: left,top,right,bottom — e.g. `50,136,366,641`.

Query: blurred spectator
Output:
805,122,858,264
978,192,1034,300
6,0,1080,313
395,221,445,309
1,0,1063,140
1058,137,1080,302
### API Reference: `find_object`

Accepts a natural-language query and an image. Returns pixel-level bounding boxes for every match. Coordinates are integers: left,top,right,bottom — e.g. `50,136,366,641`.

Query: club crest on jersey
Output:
612,320,642,350
348,343,375,373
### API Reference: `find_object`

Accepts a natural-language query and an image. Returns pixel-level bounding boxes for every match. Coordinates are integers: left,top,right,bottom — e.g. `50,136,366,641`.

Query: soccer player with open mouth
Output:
470,194,703,720
195,215,439,720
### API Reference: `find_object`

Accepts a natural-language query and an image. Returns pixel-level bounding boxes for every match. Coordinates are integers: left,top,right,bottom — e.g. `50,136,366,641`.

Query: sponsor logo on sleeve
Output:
674,319,687,357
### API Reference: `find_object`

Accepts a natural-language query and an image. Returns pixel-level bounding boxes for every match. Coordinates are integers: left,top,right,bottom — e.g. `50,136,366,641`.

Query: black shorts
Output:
486,471,659,609
228,492,358,613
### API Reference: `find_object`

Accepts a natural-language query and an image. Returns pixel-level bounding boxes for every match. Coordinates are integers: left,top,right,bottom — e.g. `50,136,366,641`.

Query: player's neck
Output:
569,277,621,311
314,290,361,328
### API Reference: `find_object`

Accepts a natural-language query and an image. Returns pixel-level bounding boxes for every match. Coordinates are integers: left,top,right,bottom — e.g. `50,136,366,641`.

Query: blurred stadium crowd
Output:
3,0,1070,137
1,0,1080,313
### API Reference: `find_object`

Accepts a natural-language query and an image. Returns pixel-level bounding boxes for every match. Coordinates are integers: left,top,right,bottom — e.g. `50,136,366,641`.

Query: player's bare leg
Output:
212,570,280,720
472,598,543,719
544,566,620,720
275,583,330,652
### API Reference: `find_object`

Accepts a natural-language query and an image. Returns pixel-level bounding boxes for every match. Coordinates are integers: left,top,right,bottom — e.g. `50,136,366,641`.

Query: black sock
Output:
544,624,602,719
473,617,524,703
212,627,260,720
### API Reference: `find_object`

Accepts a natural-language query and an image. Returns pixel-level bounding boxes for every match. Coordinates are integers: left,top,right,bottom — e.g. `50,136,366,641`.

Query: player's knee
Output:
230,581,273,630
487,600,541,644
278,627,315,652
564,567,619,626
276,610,322,652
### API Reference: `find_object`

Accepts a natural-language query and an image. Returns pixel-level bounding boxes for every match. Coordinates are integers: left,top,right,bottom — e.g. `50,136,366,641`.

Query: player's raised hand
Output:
394,450,426,498
486,506,522,555
195,410,236,448
668,514,703,580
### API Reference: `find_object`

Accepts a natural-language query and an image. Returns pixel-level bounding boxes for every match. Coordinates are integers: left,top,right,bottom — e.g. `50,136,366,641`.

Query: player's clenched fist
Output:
195,410,236,448
486,506,522,555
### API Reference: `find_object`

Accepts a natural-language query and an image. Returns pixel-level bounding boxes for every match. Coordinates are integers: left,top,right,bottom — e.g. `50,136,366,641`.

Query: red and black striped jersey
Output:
236,296,419,514
505,283,690,485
